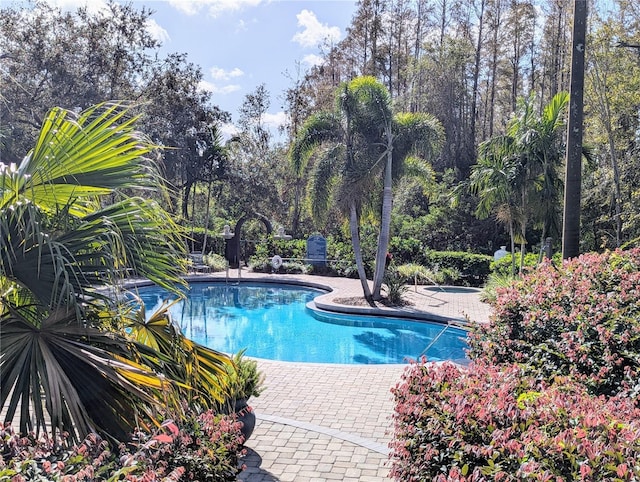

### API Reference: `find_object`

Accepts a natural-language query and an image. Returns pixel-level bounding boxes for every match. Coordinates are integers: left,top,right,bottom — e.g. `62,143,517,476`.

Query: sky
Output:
43,0,358,139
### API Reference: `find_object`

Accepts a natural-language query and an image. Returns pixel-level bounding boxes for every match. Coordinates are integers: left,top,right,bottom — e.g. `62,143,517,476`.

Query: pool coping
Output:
127,274,474,327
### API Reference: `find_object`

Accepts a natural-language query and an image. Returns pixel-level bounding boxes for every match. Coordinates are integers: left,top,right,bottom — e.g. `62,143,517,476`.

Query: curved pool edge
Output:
123,275,334,298
130,275,472,365
309,297,470,327
124,274,474,328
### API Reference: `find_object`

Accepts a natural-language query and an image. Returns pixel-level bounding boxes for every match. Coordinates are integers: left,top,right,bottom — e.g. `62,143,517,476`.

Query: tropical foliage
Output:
290,76,443,301
0,103,230,442
463,92,569,274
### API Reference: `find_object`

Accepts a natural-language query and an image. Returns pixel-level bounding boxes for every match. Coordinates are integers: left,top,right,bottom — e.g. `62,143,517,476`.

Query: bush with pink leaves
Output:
0,409,244,481
391,360,640,481
390,249,640,480
469,248,640,397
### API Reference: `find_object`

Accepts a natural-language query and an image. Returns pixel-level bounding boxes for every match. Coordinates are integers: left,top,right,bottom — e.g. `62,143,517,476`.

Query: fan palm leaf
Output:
2,103,159,215
126,298,231,409
1,102,191,441
0,308,173,441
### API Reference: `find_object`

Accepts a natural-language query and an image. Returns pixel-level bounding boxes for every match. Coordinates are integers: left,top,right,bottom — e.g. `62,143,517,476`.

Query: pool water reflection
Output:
136,282,468,365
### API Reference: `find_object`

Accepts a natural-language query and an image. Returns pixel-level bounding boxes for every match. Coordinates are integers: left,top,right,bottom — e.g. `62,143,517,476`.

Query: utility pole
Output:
562,0,587,260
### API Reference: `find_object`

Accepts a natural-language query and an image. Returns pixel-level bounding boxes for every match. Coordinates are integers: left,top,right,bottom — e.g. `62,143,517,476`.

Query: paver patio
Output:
195,270,491,482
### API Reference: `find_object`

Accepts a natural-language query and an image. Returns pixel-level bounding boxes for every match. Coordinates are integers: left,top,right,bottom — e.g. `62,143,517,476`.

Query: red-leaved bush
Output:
0,409,244,481
469,249,640,397
390,360,640,481
390,249,640,480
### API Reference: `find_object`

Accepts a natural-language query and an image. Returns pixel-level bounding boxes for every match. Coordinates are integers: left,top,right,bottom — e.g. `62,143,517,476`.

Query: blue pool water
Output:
136,282,469,365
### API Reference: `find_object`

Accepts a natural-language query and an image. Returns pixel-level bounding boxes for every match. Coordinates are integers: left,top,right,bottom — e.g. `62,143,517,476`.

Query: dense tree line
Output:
0,1,228,219
290,0,640,253
2,0,639,258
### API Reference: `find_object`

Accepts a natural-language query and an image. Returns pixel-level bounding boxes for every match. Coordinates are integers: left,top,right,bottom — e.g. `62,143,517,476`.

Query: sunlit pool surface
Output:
136,282,469,365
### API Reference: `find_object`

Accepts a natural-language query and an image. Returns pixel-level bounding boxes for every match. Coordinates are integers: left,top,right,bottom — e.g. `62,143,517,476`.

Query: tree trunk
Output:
519,185,528,273
373,130,394,300
591,57,622,247
509,220,516,277
291,176,303,238
182,180,193,219
537,225,548,264
350,203,373,302
562,0,587,259
470,0,486,147
201,182,212,254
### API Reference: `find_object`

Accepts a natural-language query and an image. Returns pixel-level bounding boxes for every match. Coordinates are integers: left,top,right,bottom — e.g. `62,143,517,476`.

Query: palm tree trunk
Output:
509,221,516,277
519,185,527,273
291,176,303,238
350,203,373,302
373,132,393,300
201,182,212,254
538,225,548,264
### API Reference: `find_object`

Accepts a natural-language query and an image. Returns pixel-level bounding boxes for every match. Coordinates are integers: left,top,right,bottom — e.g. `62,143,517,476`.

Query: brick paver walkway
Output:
192,270,491,482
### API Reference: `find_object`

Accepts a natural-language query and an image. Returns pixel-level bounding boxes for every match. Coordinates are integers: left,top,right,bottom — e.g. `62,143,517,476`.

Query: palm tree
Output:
197,125,229,254
291,77,443,301
0,103,229,442
466,92,569,273
290,80,378,301
372,112,443,299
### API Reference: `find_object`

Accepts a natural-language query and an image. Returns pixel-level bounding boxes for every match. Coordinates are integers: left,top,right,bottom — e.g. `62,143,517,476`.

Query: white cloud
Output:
145,19,170,44
292,9,341,48
236,17,258,33
199,80,217,92
210,67,245,81
199,80,241,95
262,111,288,130
168,0,264,18
42,0,108,14
302,54,324,68
219,122,240,140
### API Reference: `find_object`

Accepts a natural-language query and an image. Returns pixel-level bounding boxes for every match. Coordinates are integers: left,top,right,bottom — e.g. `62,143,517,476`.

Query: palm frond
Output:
542,91,569,131
2,102,159,215
310,145,342,222
348,76,392,141
0,309,172,442
393,113,444,160
126,298,231,409
289,112,341,175
80,197,187,293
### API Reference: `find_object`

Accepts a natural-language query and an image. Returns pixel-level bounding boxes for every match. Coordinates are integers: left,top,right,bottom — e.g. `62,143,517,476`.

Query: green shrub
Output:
382,267,409,305
428,266,462,285
252,238,308,261
281,261,312,274
248,256,311,275
388,236,424,264
184,226,226,255
202,253,228,271
421,250,492,286
480,271,517,303
490,251,562,276
326,239,360,278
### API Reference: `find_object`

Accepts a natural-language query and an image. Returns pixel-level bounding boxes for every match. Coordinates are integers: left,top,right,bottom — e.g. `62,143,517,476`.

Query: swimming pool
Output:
136,282,469,365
